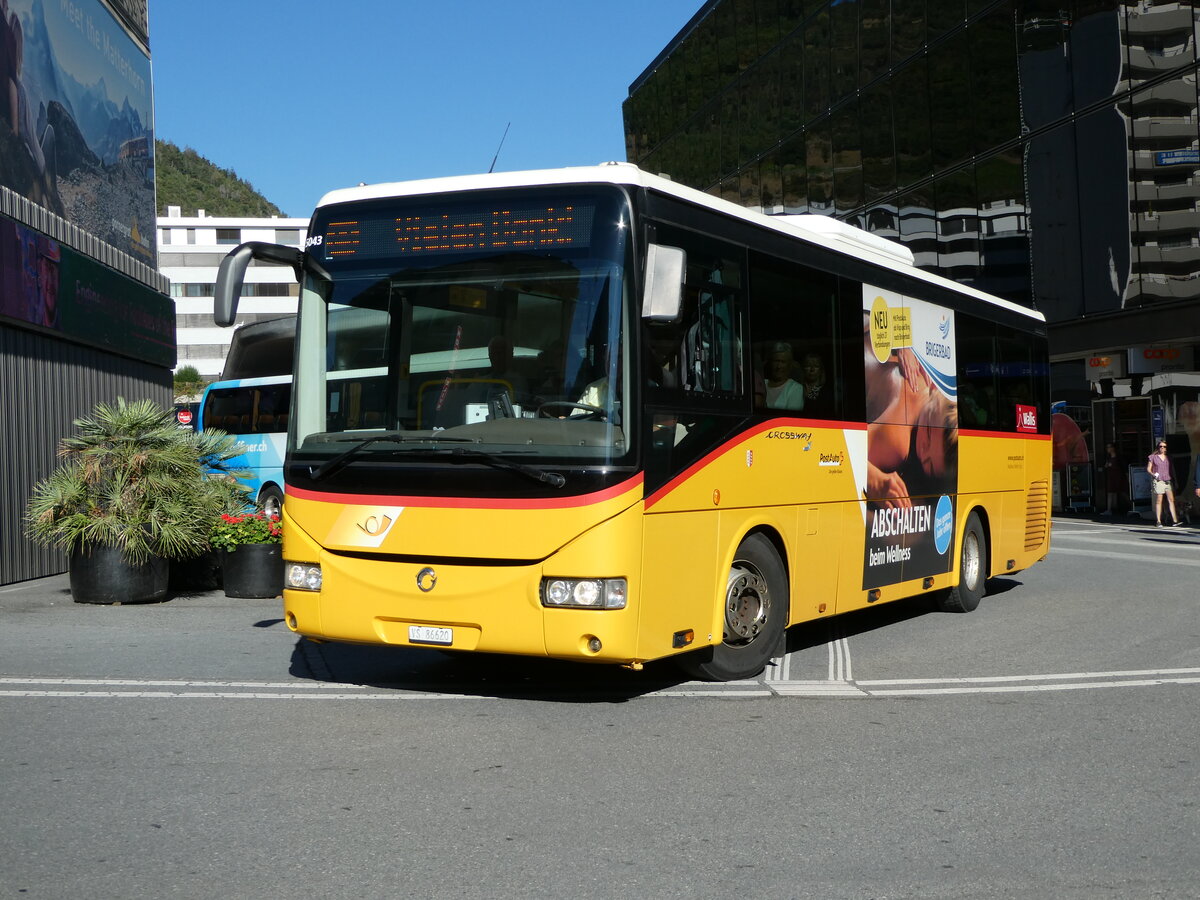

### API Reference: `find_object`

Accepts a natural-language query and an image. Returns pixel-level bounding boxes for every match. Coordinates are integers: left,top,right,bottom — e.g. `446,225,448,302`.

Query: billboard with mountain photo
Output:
0,0,154,264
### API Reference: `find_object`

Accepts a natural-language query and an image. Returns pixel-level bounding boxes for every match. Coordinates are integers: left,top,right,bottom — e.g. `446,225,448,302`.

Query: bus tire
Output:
258,486,284,519
937,511,987,613
679,533,788,682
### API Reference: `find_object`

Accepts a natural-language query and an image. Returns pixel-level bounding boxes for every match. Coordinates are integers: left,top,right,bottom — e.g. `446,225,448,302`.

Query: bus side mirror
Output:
214,242,304,327
642,244,685,322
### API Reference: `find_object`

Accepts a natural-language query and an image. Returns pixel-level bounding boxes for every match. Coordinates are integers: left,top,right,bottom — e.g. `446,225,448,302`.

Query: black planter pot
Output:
69,545,169,605
219,544,284,599
169,551,222,592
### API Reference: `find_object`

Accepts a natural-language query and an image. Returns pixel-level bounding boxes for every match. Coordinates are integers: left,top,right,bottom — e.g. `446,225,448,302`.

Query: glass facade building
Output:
625,0,1200,511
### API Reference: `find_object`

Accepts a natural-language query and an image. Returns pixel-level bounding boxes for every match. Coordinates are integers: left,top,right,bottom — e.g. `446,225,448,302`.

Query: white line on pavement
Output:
1051,547,1200,567
0,676,365,689
5,667,1199,700
857,667,1200,686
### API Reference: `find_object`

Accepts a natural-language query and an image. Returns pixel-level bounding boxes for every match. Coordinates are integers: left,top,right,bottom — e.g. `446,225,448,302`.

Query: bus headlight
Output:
541,578,626,610
285,562,322,592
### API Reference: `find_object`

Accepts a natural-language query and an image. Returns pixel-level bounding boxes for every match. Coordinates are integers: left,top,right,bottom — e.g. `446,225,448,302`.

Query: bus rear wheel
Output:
679,533,788,682
937,511,987,613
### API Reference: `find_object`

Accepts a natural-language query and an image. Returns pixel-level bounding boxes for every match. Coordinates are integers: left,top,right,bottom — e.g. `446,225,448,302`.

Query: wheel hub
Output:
962,533,980,589
724,563,770,644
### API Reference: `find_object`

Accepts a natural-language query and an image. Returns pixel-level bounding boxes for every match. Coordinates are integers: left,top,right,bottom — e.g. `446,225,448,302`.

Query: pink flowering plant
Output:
209,511,282,551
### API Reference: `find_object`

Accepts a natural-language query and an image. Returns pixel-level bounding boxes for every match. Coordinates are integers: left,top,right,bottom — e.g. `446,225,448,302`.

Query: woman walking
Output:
1146,440,1182,527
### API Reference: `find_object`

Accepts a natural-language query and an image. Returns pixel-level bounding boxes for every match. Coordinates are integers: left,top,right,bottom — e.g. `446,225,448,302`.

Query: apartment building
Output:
158,209,307,380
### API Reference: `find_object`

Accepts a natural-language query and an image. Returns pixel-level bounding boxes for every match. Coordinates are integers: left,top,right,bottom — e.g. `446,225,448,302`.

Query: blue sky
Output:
149,1,701,218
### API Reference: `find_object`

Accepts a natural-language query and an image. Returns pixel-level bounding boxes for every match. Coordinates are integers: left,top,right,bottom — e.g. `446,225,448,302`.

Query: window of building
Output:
861,85,896,203
170,282,217,297
929,30,973,170
216,229,240,245
891,0,927,62
833,102,864,215
860,0,891,85
830,0,859,101
803,12,831,119
892,60,932,186
806,122,834,213
275,229,301,245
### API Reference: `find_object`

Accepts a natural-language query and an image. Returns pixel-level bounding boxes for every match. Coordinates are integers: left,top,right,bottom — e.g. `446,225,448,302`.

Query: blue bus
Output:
199,311,392,515
199,374,290,517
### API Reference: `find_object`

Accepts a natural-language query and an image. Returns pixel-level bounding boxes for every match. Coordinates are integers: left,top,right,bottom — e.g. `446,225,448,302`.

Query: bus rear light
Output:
285,562,322,592
541,577,627,610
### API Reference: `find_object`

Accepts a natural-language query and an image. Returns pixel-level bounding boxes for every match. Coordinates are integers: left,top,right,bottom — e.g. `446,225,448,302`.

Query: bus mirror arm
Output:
213,241,304,327
642,244,685,322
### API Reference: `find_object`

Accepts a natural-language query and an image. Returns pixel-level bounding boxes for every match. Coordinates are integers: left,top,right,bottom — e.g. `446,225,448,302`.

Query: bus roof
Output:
314,162,1044,324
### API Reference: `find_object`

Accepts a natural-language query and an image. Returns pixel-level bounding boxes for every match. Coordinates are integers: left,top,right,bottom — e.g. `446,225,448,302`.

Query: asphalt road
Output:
2,517,1198,899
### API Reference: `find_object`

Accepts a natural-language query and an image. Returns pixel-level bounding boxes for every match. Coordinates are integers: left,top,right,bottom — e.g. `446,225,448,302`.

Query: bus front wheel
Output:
679,533,788,682
937,511,987,613
258,486,284,520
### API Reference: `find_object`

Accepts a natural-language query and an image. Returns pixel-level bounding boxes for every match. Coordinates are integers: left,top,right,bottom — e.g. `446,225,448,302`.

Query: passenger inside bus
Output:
763,341,805,410
798,352,832,418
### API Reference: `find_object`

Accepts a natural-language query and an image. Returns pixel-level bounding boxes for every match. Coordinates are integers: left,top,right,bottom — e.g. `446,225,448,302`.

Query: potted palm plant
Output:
25,397,249,604
208,511,284,598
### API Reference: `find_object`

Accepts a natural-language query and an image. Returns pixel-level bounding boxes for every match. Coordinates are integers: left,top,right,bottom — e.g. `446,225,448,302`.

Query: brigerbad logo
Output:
938,316,951,340
934,496,954,555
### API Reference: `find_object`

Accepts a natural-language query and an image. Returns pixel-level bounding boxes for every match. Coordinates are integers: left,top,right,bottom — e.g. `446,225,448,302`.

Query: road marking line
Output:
0,677,366,689
0,690,492,700
821,628,852,683
649,689,775,698
864,676,1200,696
858,667,1200,686
772,681,869,698
1051,547,1200,567
1053,532,1199,546
4,668,1200,702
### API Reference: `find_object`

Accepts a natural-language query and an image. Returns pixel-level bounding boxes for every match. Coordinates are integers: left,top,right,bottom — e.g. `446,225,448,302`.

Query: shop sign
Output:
1127,345,1194,374
1084,354,1124,381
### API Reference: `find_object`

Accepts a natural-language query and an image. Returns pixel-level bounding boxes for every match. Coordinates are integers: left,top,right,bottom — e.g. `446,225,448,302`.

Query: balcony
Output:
1123,6,1196,37
1134,208,1200,232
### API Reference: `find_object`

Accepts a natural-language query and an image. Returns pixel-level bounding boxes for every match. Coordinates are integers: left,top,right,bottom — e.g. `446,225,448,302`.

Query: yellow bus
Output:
214,164,1051,681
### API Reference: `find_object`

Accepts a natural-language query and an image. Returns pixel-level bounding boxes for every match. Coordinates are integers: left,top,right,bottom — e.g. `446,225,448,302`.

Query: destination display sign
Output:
318,201,597,260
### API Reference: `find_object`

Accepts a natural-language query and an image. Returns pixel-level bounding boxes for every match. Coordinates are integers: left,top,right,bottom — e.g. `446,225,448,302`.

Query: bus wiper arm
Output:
443,447,566,489
309,432,472,481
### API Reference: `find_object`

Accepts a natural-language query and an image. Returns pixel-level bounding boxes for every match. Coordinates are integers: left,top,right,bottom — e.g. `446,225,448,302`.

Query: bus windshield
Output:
290,186,634,483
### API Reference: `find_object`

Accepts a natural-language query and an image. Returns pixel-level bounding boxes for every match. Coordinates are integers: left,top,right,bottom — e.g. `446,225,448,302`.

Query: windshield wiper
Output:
437,447,566,488
309,433,566,488
309,432,471,481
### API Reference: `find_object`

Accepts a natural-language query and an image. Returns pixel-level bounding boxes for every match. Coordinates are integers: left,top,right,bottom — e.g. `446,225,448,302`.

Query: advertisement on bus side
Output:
862,288,958,590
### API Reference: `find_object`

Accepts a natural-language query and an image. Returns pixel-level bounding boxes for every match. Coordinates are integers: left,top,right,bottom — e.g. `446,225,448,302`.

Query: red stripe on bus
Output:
959,429,1052,441
286,474,644,510
644,418,864,510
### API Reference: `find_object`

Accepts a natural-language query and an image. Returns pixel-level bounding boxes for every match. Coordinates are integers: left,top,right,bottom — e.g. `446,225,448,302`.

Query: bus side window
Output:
647,225,745,401
957,314,998,429
748,252,839,418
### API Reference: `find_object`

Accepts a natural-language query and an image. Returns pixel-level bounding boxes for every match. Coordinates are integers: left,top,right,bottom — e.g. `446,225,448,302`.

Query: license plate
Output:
408,625,453,646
